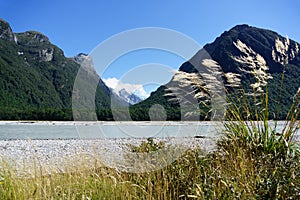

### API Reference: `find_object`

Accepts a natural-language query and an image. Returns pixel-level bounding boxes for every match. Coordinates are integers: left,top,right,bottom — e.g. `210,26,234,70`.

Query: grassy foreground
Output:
0,129,299,200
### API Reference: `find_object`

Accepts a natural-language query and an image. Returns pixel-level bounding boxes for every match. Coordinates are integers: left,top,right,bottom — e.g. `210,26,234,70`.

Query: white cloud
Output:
103,77,119,89
103,77,149,99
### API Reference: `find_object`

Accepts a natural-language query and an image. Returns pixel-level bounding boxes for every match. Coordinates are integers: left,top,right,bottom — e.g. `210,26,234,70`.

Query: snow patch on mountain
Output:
103,78,145,105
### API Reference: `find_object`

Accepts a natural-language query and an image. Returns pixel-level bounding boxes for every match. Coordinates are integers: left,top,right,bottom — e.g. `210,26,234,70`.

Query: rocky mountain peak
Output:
229,24,250,32
16,31,50,45
203,24,300,74
72,53,96,74
116,88,142,105
0,18,16,42
73,53,89,63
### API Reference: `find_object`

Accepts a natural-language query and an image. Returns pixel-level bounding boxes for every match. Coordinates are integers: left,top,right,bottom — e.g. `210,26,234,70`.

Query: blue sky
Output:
1,0,300,98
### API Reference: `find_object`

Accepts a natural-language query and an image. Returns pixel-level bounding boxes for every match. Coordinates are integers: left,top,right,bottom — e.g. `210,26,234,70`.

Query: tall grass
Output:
192,37,300,199
0,144,207,199
0,158,135,199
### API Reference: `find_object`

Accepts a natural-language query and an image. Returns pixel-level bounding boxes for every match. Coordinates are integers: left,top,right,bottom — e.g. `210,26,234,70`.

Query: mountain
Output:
1,19,299,121
0,19,122,120
111,88,142,105
131,24,300,120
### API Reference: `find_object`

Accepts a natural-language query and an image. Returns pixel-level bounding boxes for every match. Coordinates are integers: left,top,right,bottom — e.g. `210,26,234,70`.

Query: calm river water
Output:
0,121,298,140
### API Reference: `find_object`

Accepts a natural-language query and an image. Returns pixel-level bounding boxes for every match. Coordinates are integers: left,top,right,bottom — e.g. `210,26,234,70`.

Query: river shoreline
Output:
0,137,216,175
0,121,297,175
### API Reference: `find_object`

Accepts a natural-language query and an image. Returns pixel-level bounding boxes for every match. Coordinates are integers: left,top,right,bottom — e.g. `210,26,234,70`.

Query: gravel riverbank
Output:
0,137,216,175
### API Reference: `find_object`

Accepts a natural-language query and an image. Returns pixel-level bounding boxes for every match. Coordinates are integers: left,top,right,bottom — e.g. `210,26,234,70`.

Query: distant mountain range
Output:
113,88,142,105
0,18,299,120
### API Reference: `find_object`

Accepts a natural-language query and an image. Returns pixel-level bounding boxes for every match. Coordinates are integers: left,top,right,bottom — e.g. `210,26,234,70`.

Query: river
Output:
0,121,298,140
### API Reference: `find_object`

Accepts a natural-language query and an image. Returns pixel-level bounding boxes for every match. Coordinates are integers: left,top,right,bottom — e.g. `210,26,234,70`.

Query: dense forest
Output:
0,19,122,120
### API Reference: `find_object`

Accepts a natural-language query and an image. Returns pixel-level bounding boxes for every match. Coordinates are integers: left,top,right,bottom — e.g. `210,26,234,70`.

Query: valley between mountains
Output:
0,19,299,120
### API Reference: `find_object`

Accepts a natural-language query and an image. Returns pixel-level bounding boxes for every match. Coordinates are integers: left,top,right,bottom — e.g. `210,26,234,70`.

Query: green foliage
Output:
129,137,165,153
130,86,183,120
0,22,117,120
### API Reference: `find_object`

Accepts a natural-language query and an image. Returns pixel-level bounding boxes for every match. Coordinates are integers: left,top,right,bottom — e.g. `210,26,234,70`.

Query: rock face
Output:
73,53,97,75
117,88,142,105
16,31,50,44
15,31,54,62
39,48,54,61
0,19,16,42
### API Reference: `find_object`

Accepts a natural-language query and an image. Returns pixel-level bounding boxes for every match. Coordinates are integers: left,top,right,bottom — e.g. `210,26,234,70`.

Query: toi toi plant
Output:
165,37,300,199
